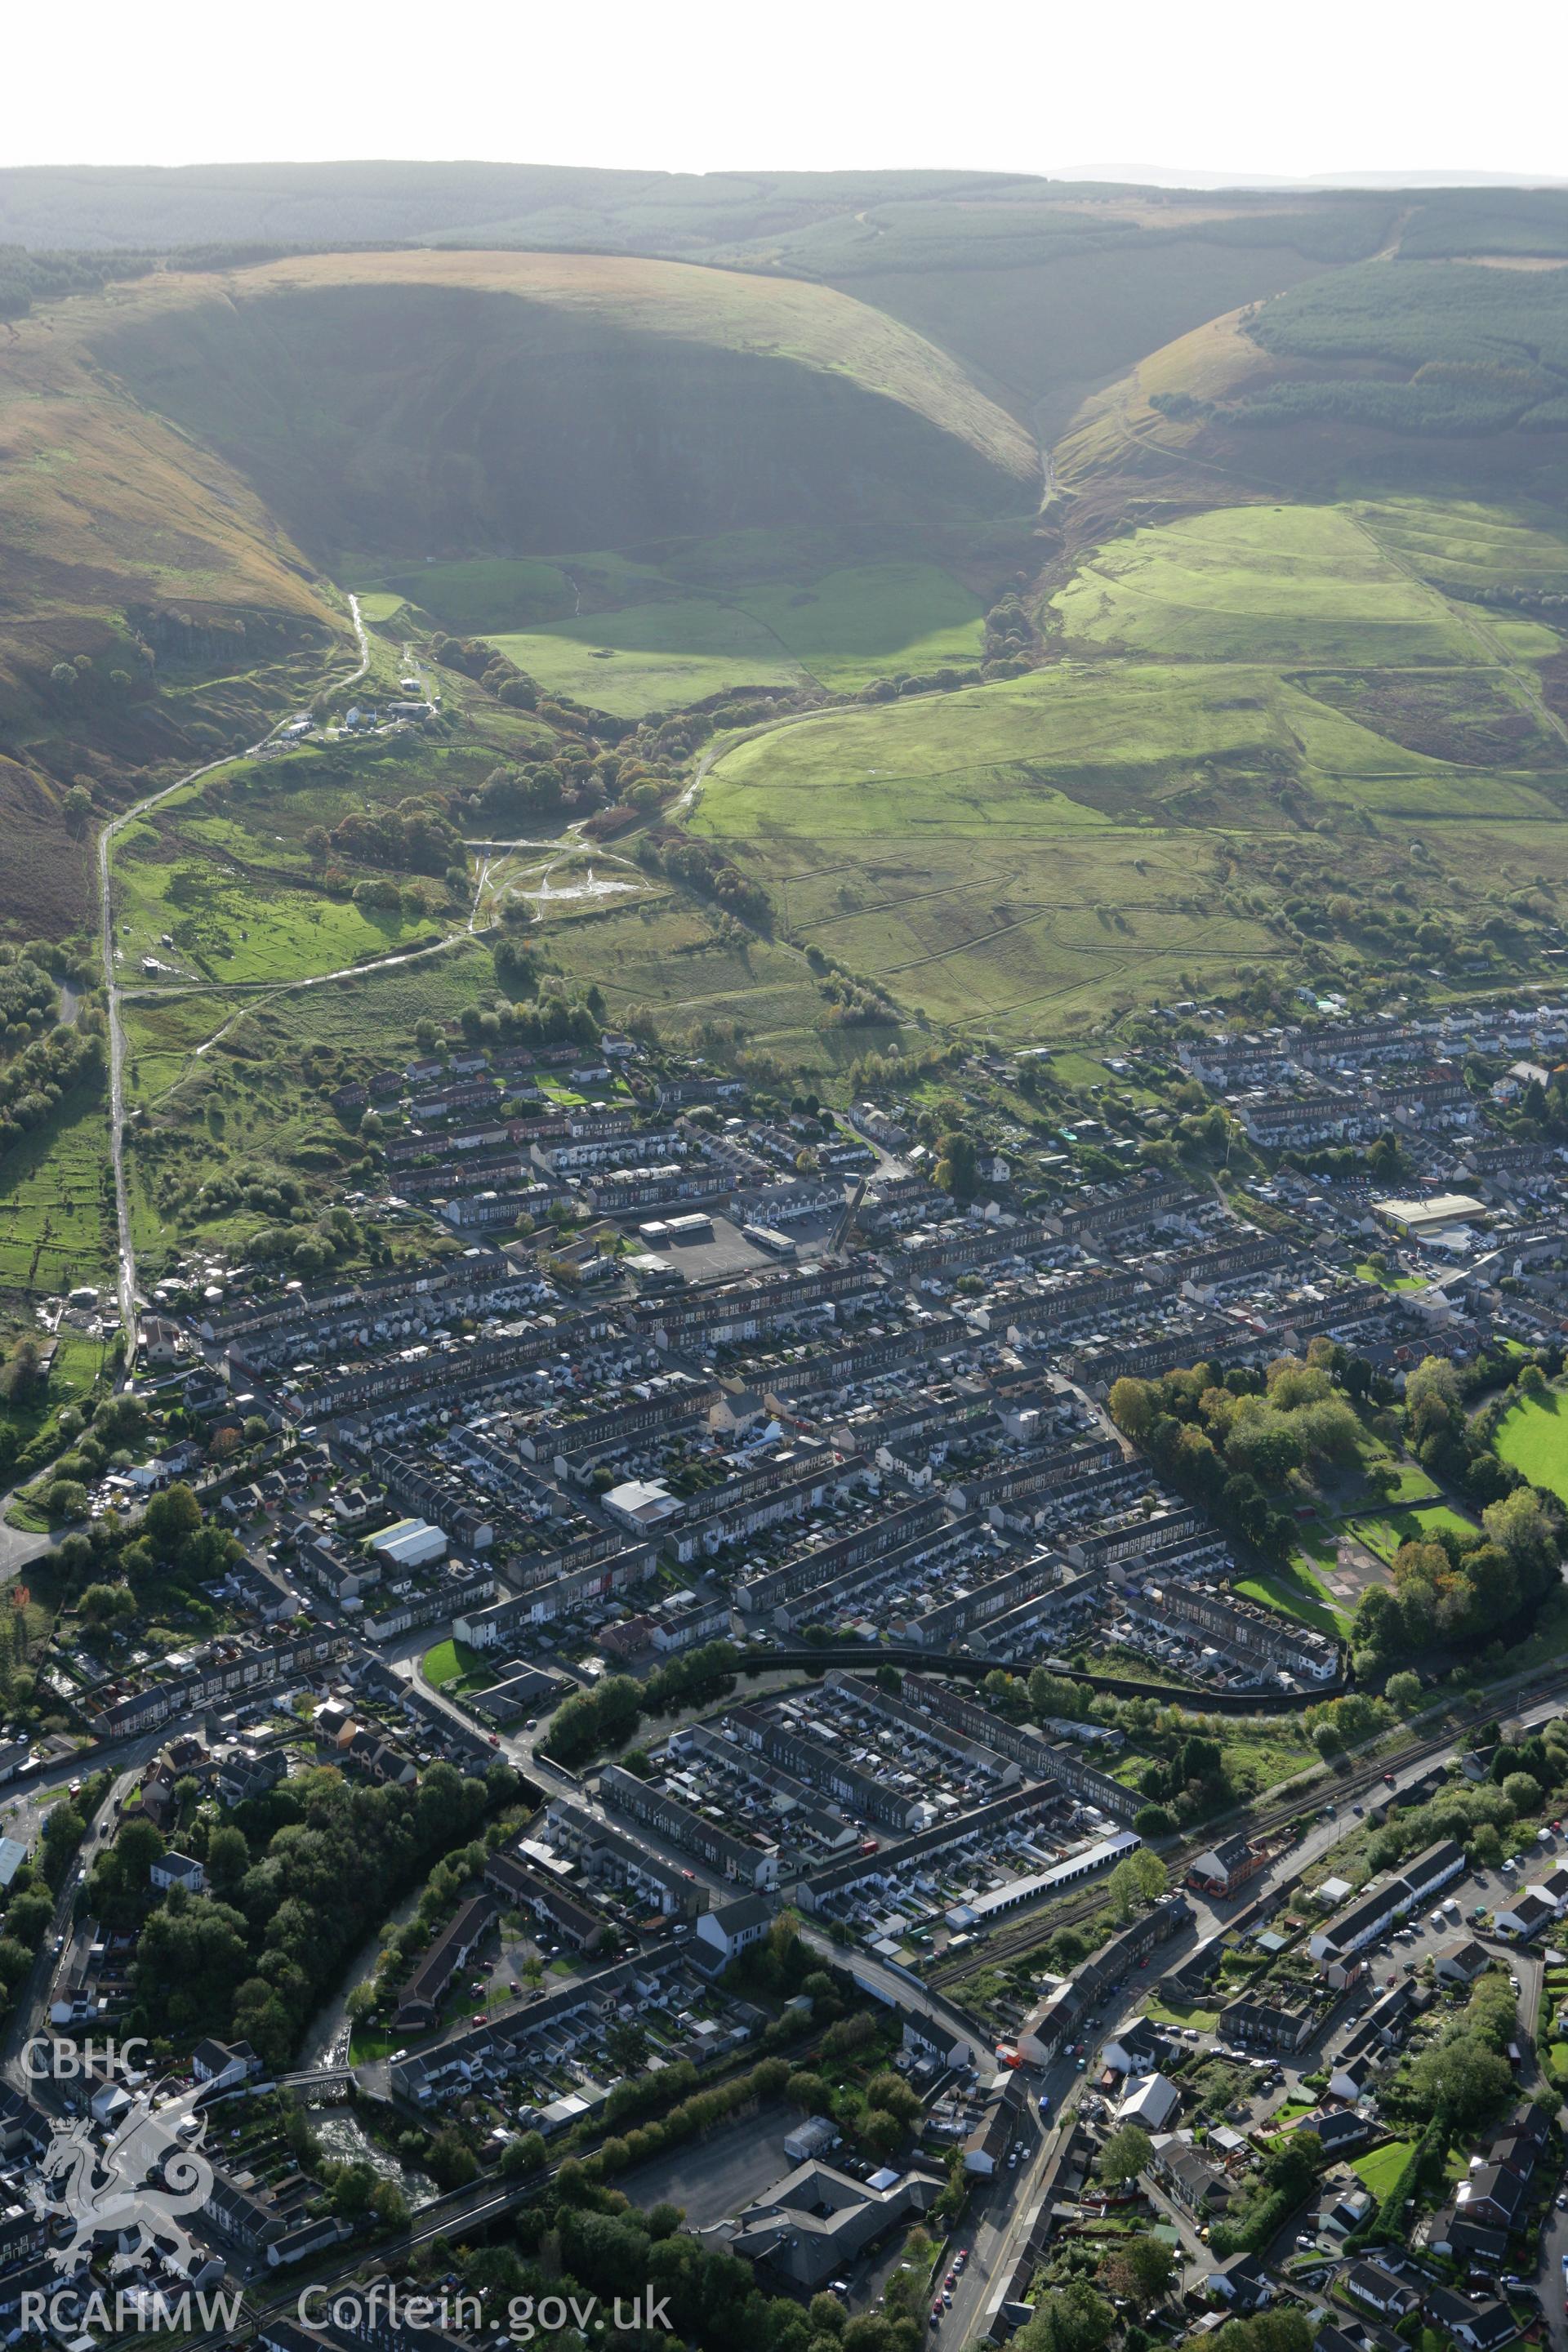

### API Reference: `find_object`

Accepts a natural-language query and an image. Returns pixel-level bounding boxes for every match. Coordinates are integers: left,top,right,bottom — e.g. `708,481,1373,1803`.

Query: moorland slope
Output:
88,249,1040,563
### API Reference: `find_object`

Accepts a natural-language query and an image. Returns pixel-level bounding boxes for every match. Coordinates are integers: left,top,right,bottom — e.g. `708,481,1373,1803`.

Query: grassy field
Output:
1352,497,1568,599
686,483,1568,1033
354,551,989,680
0,1085,116,1299
483,558,986,715
111,817,440,986
1051,506,1477,666
347,555,577,632
1346,1502,1480,1564
700,646,1558,844
1143,1997,1220,2032
537,896,867,1070
122,992,252,1110
1356,1262,1432,1295
1209,1721,1322,1801
735,562,984,688
1236,1558,1352,1640
1381,1461,1442,1503
488,599,804,717
1488,614,1562,662
1351,2139,1416,2201
739,822,1277,1032
691,662,1309,1028
703,662,1300,833
423,1637,492,1692
1495,1389,1568,1506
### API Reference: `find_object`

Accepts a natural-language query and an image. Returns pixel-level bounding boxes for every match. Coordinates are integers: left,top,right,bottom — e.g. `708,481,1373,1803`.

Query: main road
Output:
96,596,368,1356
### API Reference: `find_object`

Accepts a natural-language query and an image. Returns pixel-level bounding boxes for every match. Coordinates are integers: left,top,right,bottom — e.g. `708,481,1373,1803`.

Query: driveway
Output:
0,1501,52,1585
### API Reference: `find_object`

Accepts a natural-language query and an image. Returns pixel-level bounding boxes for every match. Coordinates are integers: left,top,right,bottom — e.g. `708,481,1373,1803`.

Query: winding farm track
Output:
98,596,369,1355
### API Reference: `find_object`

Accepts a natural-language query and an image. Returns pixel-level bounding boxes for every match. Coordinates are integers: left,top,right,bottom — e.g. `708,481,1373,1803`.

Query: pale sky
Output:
7,0,1566,184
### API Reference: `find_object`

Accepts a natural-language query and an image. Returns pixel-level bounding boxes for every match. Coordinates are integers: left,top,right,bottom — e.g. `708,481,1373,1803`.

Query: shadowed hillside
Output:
0,245,1036,930
90,251,1040,561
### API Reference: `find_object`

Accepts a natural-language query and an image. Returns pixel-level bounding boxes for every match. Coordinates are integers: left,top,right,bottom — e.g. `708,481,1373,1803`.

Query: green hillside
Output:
693,493,1568,1031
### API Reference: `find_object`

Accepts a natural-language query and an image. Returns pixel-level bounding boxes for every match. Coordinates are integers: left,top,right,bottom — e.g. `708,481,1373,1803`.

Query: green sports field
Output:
1495,1390,1568,1508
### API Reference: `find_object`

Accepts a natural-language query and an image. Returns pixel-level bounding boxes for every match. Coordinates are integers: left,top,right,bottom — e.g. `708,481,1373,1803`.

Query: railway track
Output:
925,1662,1568,1991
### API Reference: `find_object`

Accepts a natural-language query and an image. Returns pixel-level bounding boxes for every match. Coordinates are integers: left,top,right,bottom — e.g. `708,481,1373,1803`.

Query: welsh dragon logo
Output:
30,2087,214,2274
